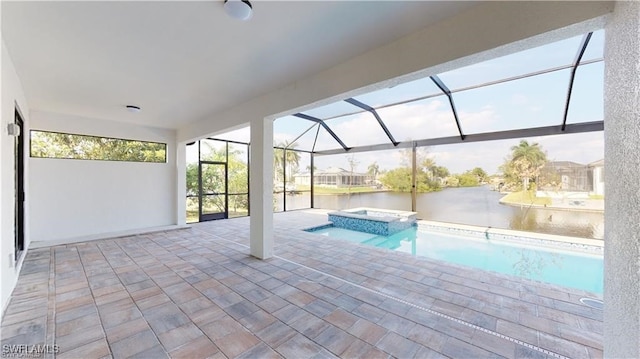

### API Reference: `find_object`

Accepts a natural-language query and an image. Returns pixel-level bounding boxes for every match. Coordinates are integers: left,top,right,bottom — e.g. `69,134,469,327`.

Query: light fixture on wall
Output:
126,105,141,113
224,0,253,21
7,123,20,137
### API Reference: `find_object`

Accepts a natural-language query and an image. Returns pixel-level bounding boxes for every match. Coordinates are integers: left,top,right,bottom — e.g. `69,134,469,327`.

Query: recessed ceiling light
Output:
224,0,252,21
126,105,141,113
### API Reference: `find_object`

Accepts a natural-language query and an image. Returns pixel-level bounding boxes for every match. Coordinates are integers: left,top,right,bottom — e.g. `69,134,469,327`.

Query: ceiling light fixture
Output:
126,105,141,113
224,0,252,21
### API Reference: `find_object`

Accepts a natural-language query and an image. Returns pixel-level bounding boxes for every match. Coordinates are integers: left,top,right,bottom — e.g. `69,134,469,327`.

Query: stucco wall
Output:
29,111,177,243
603,1,640,357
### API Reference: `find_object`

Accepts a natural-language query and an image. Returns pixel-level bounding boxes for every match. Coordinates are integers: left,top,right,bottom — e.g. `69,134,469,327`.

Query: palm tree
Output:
511,140,546,162
367,162,380,179
510,140,547,189
420,157,436,179
274,140,300,187
507,140,547,206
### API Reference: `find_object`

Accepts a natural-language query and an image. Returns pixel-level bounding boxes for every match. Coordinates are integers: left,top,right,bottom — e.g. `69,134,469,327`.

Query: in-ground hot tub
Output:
327,207,417,236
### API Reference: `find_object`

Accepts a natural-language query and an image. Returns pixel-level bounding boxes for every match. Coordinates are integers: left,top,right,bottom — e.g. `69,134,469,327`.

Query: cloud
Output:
511,93,529,106
458,106,498,134
314,131,604,176
247,102,603,176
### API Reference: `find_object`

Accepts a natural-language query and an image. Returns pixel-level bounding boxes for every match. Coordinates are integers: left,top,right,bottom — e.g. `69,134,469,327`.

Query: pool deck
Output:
1,210,603,358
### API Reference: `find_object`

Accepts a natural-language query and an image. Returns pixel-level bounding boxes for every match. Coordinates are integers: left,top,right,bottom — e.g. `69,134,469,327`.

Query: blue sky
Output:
212,30,604,175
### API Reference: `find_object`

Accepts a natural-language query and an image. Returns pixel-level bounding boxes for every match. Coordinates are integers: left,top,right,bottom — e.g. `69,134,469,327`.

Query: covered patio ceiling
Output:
0,1,478,129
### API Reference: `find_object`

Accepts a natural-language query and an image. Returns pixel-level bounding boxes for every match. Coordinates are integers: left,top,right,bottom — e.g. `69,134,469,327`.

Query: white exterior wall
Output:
603,1,640,357
592,166,605,196
29,111,177,243
249,117,273,259
1,40,31,314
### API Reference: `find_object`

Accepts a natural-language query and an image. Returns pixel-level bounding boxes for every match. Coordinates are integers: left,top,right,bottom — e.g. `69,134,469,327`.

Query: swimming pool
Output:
307,225,603,294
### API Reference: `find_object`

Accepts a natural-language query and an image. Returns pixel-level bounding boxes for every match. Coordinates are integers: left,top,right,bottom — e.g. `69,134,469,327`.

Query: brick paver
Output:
0,210,602,358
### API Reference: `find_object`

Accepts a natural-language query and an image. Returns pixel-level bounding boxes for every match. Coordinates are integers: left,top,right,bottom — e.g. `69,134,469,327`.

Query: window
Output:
30,130,166,163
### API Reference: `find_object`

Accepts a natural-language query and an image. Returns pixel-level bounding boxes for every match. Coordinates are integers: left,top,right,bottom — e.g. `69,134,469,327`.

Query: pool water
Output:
309,226,603,294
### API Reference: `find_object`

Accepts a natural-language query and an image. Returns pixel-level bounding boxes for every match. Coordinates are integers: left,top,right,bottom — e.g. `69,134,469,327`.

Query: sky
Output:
208,30,605,175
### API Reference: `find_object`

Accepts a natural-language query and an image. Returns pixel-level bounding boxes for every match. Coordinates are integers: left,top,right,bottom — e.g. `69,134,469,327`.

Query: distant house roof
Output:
293,167,370,177
546,161,586,168
323,166,350,174
588,159,604,167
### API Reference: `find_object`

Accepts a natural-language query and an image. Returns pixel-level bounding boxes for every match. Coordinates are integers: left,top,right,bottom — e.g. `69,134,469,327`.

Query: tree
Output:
380,167,413,192
432,166,450,179
274,141,301,187
380,161,445,192
399,146,431,167
186,142,249,217
380,146,452,192
470,167,488,183
501,140,547,192
347,155,360,193
367,162,380,179
227,147,249,213
456,171,480,187
30,131,166,162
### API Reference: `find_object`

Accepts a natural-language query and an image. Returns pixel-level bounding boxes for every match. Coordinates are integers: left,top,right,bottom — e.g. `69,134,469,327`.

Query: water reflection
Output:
504,248,564,277
281,186,604,239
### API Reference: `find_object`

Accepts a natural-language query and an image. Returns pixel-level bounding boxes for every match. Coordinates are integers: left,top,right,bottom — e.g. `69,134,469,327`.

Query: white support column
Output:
603,2,640,358
249,117,273,259
176,142,186,225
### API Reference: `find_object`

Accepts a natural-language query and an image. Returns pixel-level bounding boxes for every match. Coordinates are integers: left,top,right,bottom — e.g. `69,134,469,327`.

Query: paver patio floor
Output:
1,210,603,358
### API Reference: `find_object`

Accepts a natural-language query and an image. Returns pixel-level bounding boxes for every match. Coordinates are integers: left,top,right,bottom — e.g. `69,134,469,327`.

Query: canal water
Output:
279,186,604,239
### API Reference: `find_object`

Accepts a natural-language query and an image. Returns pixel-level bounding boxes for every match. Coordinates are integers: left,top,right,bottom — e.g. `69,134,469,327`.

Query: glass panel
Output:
212,126,250,143
292,152,312,191
376,96,459,142
280,150,309,191
228,194,249,218
438,35,582,91
353,76,442,108
273,147,286,190
567,62,603,124
581,29,604,63
29,130,166,162
313,125,345,152
186,142,199,165
455,68,571,134
289,124,320,152
273,192,284,212
186,197,199,223
412,132,604,239
274,115,317,151
324,112,392,148
228,143,248,194
201,163,226,194
283,149,302,190
286,191,311,210
186,143,199,197
312,151,378,192
303,100,359,120
202,194,226,215
200,139,227,162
